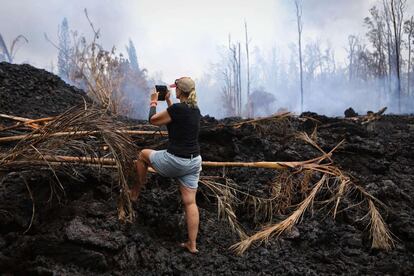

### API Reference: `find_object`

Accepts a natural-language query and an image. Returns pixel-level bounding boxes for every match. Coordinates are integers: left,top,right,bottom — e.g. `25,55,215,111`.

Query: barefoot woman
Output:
130,77,202,253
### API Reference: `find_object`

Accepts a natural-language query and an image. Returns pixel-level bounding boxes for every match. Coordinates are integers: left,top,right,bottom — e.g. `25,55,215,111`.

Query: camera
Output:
155,85,168,101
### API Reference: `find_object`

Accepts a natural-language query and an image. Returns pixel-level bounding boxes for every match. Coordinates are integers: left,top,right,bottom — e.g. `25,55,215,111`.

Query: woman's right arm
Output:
165,91,173,107
149,109,172,126
148,89,172,126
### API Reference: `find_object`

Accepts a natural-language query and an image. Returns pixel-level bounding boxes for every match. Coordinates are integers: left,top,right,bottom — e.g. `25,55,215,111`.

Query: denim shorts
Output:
149,150,202,189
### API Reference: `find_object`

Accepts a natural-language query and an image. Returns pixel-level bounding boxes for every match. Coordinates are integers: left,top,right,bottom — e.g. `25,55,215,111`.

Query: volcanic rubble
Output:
0,62,413,275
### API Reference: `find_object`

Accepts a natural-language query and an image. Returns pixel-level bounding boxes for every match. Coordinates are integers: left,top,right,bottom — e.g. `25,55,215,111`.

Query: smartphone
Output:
155,85,168,101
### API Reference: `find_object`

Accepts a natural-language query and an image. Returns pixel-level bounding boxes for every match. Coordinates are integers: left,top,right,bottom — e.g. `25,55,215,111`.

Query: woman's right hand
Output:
165,90,173,107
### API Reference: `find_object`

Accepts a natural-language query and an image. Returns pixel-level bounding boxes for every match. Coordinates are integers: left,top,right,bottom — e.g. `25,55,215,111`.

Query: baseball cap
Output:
170,77,195,93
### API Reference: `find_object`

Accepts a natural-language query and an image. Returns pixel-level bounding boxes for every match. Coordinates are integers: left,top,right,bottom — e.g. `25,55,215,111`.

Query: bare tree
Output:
244,20,251,117
347,35,359,81
383,0,395,96
294,0,304,113
227,36,242,116
218,35,243,117
389,0,406,112
365,7,387,79
364,6,388,105
404,16,414,96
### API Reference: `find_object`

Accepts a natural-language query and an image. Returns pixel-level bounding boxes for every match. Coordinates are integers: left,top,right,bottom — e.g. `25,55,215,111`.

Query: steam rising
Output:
1,0,413,117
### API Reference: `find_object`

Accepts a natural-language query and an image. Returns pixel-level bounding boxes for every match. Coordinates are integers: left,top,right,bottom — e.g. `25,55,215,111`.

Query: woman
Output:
130,77,202,253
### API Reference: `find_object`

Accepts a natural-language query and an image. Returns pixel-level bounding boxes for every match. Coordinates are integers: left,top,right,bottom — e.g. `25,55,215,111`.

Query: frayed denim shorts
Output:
149,150,202,189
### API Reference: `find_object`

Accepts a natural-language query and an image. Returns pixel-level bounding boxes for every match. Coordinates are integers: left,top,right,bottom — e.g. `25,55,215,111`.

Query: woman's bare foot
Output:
180,241,199,254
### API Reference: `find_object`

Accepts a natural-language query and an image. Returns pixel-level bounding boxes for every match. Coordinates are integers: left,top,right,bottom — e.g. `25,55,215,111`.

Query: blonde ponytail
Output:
185,89,198,108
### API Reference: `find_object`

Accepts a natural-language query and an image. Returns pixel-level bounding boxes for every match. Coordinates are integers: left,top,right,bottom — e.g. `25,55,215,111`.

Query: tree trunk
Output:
295,0,304,113
407,17,413,97
244,21,251,117
390,0,404,112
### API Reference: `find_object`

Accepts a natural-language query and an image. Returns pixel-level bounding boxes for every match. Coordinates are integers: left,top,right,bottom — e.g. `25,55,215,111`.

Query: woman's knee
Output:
139,149,153,164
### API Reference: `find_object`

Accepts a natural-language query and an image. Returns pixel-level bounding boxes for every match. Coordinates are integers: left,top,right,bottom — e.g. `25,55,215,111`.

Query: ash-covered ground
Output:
0,62,413,275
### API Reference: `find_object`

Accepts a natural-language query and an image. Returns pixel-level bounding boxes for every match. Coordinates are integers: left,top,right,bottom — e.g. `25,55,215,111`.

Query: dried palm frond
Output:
230,160,393,254
333,177,351,218
296,131,326,157
0,129,166,143
353,184,394,250
0,105,138,222
200,178,247,239
275,172,294,214
299,170,313,195
218,131,391,254
200,176,283,238
367,199,394,250
231,175,327,255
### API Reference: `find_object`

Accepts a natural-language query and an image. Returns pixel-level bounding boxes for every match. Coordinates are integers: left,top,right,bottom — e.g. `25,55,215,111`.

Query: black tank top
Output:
166,103,201,158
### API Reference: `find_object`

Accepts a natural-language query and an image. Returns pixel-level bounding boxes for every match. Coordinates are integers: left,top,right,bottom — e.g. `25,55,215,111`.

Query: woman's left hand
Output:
150,89,158,102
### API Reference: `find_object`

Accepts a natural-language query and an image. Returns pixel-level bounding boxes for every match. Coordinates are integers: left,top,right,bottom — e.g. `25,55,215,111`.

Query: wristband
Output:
150,100,157,105
148,106,157,121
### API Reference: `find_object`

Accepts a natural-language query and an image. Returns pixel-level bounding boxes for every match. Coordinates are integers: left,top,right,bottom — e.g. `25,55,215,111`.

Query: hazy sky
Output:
1,0,412,82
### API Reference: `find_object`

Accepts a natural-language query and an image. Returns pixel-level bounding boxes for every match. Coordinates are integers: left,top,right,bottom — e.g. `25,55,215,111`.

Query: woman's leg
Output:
179,184,199,253
130,149,154,201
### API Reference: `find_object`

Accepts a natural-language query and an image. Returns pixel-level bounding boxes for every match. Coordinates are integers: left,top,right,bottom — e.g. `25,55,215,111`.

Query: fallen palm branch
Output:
229,164,394,255
0,114,55,131
0,129,167,143
231,175,327,254
0,106,138,223
201,153,332,170
1,152,332,172
229,112,292,128
0,114,55,124
345,107,387,124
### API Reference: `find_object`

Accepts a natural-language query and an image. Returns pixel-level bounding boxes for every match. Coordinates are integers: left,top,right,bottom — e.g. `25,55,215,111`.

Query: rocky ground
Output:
0,62,413,275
